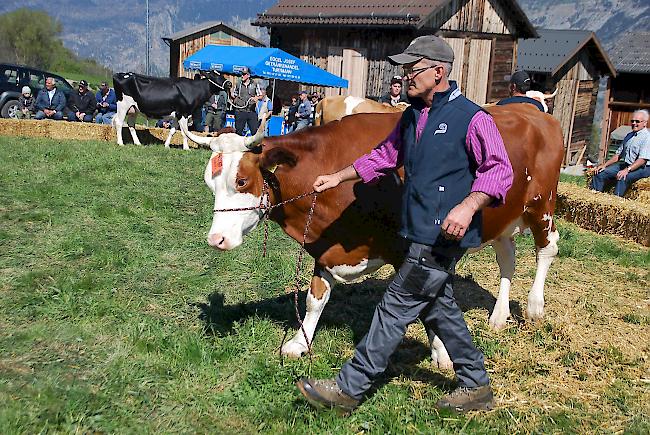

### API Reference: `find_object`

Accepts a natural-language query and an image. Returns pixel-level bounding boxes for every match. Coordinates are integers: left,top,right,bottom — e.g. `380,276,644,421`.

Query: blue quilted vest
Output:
400,81,483,248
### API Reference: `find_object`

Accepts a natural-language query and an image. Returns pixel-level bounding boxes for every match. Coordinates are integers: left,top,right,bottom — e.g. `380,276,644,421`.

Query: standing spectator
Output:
65,80,95,122
256,87,273,122
378,76,407,107
309,93,319,125
268,85,282,115
496,70,544,112
204,82,229,133
285,95,299,133
295,90,312,131
231,66,260,135
591,109,650,196
34,77,66,120
95,81,117,124
16,86,35,119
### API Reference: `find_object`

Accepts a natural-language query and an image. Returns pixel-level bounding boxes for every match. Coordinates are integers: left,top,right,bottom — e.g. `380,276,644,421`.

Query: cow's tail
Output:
314,99,323,126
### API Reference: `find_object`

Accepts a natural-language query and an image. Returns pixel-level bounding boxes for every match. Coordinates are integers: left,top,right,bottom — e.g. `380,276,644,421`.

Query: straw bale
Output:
556,181,650,246
0,118,211,148
585,169,650,205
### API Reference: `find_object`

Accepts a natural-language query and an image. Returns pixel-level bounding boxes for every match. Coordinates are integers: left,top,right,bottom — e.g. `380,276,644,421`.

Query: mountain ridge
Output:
1,1,647,75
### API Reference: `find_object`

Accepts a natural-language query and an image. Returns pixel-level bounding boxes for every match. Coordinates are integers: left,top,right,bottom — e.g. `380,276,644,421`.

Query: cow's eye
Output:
236,178,247,187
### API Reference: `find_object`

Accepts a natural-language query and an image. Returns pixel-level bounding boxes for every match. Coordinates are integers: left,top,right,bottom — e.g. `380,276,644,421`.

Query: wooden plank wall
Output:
487,38,516,102
427,0,516,34
465,39,492,104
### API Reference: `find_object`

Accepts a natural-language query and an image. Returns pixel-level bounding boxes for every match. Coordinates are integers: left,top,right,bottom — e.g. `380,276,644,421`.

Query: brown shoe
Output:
296,378,359,414
436,385,494,412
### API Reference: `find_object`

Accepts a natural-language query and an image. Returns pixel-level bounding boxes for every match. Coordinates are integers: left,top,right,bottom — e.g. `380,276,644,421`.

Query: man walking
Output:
298,35,513,414
231,66,260,135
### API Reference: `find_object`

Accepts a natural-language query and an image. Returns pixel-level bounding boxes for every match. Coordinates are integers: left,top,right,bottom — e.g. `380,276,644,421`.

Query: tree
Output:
0,8,65,69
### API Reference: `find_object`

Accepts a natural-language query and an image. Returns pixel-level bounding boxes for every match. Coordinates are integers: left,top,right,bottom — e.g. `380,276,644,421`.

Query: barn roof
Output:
162,21,265,47
607,31,650,74
517,29,616,77
253,0,536,37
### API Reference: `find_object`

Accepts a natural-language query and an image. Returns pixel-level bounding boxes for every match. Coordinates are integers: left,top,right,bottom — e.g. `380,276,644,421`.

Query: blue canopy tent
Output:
183,46,347,135
182,46,348,88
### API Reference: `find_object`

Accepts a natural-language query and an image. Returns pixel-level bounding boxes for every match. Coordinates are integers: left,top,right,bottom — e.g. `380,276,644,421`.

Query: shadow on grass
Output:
193,273,521,387
118,126,188,148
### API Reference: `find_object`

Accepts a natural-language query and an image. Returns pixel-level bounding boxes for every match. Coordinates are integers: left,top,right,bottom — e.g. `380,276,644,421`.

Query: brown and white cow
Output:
180,104,564,368
314,95,408,126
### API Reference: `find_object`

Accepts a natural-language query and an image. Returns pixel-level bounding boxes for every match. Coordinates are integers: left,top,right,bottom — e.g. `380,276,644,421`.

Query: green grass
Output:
559,173,586,186
1,136,648,433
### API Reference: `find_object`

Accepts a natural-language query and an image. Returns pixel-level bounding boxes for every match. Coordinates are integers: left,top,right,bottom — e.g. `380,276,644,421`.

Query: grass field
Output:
1,136,648,433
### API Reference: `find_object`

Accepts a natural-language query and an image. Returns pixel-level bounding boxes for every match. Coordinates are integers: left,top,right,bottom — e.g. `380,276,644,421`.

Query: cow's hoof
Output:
432,349,453,370
526,298,544,322
281,341,308,358
489,305,510,330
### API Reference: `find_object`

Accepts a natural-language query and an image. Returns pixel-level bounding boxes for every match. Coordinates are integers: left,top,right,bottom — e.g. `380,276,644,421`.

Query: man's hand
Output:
442,192,492,241
313,174,342,192
594,164,607,174
312,165,360,193
441,203,474,240
616,167,629,180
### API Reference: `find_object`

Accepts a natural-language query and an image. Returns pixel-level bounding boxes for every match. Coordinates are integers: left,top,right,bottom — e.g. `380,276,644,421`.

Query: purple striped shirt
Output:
353,109,513,205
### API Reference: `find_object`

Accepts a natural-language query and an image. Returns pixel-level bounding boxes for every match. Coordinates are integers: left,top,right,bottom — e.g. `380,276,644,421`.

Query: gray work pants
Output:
337,242,489,400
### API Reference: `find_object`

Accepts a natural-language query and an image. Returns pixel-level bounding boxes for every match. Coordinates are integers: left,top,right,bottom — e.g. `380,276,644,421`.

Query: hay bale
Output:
556,182,650,246
0,118,212,149
585,169,650,206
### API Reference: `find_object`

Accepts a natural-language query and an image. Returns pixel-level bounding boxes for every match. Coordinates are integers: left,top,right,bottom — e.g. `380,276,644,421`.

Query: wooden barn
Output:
253,0,537,103
599,31,650,161
517,29,616,165
162,22,265,78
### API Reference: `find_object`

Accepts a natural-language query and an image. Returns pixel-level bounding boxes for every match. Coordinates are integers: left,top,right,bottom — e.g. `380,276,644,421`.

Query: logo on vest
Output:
434,123,448,135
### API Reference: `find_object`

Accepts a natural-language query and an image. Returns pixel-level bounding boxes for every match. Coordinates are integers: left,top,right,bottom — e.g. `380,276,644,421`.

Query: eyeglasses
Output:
630,119,645,124
402,65,437,77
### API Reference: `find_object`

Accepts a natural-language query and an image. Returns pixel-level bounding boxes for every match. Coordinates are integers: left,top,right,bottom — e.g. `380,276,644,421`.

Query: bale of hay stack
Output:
556,182,650,246
585,169,650,206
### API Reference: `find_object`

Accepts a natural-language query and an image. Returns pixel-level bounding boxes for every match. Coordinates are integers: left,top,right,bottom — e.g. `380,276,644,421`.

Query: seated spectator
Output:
378,76,407,107
65,80,95,122
16,86,35,119
591,109,650,196
34,77,66,120
295,90,312,131
95,81,117,125
156,116,178,129
496,70,545,112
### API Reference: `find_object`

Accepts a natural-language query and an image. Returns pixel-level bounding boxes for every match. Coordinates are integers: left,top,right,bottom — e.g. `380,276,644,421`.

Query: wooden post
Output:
599,77,612,163
565,80,581,166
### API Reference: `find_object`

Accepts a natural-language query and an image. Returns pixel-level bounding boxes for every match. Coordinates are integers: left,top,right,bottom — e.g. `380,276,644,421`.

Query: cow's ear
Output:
260,147,297,170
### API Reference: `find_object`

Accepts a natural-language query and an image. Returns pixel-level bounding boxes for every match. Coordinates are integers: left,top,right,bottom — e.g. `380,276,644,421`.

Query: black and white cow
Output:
112,72,228,149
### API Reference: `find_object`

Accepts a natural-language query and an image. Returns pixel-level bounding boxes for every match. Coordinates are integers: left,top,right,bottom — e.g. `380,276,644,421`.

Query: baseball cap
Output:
390,76,403,85
510,70,531,90
21,86,31,95
100,82,108,87
240,66,250,74
388,35,455,65
299,90,308,95
78,79,88,87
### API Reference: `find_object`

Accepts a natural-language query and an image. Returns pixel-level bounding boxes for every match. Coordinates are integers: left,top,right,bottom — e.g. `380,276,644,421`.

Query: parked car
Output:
0,63,74,118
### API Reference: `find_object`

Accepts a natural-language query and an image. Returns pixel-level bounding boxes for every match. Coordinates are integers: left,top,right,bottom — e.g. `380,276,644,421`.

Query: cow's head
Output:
203,70,231,93
203,140,298,250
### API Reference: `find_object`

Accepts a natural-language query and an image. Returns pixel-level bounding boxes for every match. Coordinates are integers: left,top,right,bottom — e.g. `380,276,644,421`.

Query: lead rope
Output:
213,181,319,361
